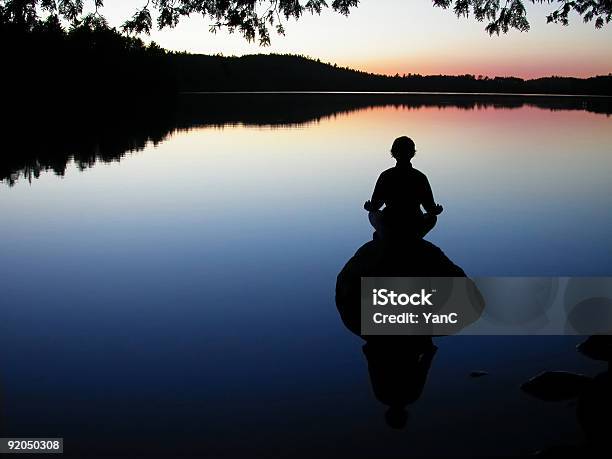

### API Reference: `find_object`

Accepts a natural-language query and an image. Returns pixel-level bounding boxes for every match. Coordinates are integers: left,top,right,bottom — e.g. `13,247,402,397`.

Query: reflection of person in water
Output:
364,136,443,239
363,337,438,429
337,142,484,430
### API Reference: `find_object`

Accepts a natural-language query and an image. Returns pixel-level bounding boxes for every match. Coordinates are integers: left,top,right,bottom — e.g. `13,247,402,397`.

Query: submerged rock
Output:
534,444,581,457
521,371,592,402
469,371,489,378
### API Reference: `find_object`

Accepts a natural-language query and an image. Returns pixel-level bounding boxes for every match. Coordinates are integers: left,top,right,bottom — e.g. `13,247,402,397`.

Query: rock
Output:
521,371,592,402
577,335,612,362
533,445,581,457
469,371,489,378
335,237,479,338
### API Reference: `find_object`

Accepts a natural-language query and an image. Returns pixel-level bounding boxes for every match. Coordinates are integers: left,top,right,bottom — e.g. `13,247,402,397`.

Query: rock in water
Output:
521,371,592,401
469,371,489,378
577,335,612,362
335,237,478,338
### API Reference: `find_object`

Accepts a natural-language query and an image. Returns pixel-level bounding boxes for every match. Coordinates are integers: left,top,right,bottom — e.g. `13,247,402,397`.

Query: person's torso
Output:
379,165,426,222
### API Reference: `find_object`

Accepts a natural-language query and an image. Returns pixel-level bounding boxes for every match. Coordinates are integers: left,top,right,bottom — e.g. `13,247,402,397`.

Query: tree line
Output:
3,15,610,100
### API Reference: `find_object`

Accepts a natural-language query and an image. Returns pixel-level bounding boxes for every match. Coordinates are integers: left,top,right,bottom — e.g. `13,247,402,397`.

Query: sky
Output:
97,0,612,79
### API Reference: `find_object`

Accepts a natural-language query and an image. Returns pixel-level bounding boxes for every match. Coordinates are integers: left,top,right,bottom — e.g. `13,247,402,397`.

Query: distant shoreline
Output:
181,91,612,98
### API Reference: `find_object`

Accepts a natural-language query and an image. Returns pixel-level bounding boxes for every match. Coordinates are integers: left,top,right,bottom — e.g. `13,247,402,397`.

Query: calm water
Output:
1,94,611,457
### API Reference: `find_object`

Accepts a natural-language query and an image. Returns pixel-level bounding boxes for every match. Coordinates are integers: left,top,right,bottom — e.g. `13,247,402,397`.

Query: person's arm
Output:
364,174,385,212
421,176,443,215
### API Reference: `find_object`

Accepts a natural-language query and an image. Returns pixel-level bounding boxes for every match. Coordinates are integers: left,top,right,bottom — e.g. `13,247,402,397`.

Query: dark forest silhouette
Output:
2,15,611,98
171,53,612,95
2,14,176,102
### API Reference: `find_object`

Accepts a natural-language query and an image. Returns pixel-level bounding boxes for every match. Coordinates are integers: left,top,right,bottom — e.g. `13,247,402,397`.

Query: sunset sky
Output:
100,0,612,79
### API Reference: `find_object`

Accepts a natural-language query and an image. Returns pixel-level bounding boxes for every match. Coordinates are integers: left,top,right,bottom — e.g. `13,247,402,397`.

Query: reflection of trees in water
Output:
3,93,611,185
3,99,177,186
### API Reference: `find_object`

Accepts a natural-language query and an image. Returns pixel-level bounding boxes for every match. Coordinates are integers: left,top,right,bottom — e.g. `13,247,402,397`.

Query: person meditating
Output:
364,136,443,240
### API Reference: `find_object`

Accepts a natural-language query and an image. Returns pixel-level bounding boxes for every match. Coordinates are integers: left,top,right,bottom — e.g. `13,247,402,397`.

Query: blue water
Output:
1,95,611,456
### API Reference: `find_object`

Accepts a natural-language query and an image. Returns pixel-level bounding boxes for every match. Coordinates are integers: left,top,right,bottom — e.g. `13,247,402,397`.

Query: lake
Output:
1,93,611,457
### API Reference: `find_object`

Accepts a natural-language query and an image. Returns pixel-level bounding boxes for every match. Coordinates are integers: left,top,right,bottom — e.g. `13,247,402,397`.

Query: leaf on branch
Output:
158,6,181,28
435,0,609,33
331,0,359,16
454,0,471,17
80,12,107,29
58,0,84,22
432,0,453,8
40,0,57,12
305,0,325,15
122,7,153,35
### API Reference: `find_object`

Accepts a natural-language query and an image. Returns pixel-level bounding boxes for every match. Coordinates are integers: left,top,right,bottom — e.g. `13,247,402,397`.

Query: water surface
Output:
1,94,611,457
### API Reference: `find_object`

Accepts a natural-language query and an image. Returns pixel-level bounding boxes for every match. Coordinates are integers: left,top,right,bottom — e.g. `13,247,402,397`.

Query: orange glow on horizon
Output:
99,1,612,81
342,58,612,80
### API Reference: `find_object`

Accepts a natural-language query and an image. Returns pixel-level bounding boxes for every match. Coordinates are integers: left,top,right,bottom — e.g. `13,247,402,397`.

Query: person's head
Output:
391,136,416,162
385,405,409,429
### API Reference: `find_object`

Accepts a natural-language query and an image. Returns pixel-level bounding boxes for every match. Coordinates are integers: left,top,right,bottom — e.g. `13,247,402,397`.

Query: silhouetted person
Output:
364,136,443,240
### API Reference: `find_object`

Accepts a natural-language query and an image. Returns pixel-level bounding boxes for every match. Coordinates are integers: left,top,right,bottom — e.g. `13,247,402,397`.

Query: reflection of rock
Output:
564,278,612,334
566,297,612,335
521,371,591,402
335,238,474,337
576,371,612,449
564,278,612,313
577,336,612,363
477,278,558,328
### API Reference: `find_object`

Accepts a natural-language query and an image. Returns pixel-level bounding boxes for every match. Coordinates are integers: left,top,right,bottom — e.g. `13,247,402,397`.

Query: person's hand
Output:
432,204,444,215
364,200,373,211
